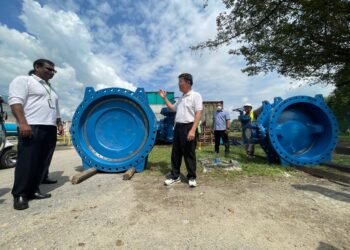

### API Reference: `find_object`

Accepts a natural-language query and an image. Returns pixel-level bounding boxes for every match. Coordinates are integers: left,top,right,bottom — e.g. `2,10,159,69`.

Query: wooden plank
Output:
71,168,98,184
123,167,136,180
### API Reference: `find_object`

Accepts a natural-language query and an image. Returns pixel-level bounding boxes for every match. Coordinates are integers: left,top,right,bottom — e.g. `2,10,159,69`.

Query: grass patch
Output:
332,153,350,166
146,144,296,179
146,133,350,180
339,135,350,144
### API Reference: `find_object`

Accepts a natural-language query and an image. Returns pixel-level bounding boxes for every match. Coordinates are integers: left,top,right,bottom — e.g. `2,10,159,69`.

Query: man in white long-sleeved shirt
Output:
9,59,63,210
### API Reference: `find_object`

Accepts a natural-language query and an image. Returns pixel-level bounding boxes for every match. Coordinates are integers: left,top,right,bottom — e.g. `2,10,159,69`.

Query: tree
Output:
327,84,350,134
230,119,242,131
193,0,350,86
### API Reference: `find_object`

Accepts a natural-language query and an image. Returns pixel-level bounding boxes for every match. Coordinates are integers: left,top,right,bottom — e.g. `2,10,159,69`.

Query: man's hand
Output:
19,123,32,138
159,89,167,99
57,124,64,135
187,129,196,141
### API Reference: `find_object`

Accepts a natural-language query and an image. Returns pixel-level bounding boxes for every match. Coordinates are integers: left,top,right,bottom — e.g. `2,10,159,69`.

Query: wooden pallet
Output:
199,127,214,145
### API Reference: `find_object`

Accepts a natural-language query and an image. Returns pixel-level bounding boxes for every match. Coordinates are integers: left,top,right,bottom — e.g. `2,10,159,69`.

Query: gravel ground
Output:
0,148,349,250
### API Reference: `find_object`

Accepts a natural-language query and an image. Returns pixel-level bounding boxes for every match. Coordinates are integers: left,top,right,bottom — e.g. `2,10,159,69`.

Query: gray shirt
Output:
213,110,230,131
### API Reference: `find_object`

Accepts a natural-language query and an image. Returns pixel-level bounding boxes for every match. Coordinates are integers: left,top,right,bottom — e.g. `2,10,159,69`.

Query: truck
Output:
0,96,17,169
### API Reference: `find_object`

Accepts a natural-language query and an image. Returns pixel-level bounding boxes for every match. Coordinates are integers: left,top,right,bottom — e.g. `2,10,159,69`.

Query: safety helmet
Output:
243,103,252,108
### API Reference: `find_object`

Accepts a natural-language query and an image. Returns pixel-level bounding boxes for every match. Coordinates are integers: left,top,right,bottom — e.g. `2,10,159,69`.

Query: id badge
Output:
48,99,55,109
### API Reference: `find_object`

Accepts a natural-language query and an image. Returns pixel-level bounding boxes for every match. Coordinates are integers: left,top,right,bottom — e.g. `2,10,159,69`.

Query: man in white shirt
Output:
159,73,202,187
9,59,63,210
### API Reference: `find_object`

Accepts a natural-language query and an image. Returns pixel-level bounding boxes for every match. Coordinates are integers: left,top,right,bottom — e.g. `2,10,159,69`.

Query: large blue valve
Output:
156,107,175,143
245,95,338,166
70,87,157,172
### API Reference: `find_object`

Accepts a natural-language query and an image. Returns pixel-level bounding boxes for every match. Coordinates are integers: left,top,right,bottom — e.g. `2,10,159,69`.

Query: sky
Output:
0,0,335,120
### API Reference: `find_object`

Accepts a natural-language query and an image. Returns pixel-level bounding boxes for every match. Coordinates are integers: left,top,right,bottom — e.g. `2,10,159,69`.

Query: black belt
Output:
175,122,193,126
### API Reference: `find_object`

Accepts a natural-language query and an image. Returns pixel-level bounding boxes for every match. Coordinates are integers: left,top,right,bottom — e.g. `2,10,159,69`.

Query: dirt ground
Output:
0,148,349,250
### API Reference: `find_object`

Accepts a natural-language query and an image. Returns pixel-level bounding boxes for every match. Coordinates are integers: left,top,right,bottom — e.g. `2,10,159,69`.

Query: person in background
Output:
197,120,202,150
211,103,230,158
159,73,202,188
239,103,255,158
9,59,64,210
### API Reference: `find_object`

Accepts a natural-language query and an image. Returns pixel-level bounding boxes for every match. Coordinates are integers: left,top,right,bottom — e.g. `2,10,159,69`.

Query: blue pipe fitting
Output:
156,107,175,143
248,95,338,166
70,87,157,173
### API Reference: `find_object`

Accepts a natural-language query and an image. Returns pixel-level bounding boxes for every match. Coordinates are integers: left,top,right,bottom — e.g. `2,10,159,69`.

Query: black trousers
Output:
214,130,229,154
12,125,57,198
245,144,255,156
170,123,197,180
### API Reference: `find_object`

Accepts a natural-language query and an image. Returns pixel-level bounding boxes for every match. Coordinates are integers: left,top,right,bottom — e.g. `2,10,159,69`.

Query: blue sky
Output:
0,0,335,120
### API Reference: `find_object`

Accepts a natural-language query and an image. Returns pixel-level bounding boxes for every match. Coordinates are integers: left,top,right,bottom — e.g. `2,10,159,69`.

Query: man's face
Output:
178,78,191,93
244,106,252,113
35,62,56,81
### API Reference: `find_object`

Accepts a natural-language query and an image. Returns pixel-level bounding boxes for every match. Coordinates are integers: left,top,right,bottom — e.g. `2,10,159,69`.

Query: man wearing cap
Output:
211,103,230,157
240,103,255,158
159,73,202,187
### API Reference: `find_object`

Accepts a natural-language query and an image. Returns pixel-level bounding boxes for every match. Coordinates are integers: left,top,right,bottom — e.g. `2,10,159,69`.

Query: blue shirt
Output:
213,110,230,131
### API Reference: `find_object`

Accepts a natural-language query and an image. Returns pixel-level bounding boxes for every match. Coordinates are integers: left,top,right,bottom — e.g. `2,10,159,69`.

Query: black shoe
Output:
31,191,51,199
42,178,57,184
14,196,29,210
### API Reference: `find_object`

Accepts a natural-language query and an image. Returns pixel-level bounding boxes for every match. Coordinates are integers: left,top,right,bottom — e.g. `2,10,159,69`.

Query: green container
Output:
146,91,175,105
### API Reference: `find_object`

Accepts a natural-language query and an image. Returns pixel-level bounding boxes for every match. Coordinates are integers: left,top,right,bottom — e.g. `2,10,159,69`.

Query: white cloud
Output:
97,2,113,15
0,0,135,119
0,0,335,121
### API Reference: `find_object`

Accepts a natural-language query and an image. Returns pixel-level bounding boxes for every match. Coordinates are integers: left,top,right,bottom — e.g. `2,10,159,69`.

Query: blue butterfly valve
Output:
70,87,157,172
244,95,338,166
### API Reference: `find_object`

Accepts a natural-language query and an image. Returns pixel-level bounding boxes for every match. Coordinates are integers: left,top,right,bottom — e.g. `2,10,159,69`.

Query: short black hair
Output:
28,58,55,75
178,73,193,86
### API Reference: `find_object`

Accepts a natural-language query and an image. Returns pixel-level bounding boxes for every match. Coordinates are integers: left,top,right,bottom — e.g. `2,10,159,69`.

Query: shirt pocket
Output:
184,98,194,109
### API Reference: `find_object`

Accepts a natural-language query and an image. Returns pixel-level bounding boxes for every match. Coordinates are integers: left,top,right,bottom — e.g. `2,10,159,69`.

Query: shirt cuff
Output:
8,97,24,106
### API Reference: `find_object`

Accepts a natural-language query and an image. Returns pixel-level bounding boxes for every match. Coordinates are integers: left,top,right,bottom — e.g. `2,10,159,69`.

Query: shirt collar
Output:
31,74,49,85
183,90,192,97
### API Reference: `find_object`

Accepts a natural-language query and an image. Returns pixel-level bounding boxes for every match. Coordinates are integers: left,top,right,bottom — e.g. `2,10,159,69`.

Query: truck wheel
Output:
0,148,17,169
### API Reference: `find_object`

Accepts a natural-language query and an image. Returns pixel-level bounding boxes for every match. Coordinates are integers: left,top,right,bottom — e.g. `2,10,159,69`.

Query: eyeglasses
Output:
45,67,57,73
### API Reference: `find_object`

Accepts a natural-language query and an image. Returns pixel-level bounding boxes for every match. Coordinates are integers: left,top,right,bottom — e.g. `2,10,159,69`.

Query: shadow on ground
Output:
0,188,11,198
0,188,11,204
297,167,350,184
292,184,350,203
146,161,171,175
317,241,341,250
74,165,84,172
40,171,70,193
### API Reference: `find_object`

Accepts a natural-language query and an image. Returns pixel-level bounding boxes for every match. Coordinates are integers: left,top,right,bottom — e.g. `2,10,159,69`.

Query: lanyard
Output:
41,82,52,98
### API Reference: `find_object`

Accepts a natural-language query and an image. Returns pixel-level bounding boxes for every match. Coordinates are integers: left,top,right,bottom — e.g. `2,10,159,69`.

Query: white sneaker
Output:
164,177,180,186
189,179,197,187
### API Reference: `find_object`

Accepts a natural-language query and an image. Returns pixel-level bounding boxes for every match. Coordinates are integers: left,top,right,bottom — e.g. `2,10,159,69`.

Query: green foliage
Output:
327,84,350,133
193,0,350,85
230,119,242,131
